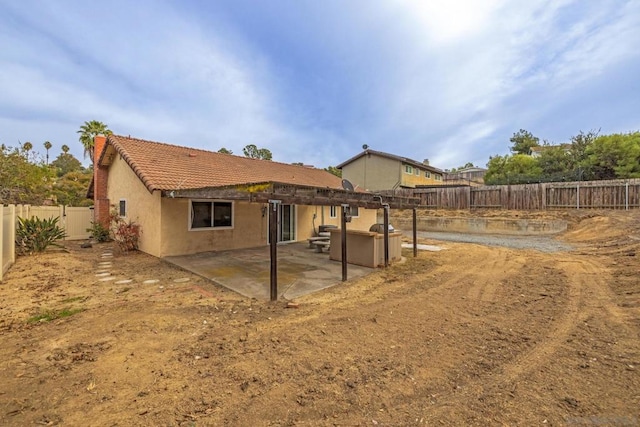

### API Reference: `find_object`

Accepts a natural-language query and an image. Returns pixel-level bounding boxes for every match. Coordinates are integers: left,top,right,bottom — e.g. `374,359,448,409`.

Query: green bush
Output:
87,221,110,242
16,216,66,255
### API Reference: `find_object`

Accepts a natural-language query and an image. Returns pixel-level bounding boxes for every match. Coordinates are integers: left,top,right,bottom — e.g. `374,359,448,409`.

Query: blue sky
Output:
1,0,639,170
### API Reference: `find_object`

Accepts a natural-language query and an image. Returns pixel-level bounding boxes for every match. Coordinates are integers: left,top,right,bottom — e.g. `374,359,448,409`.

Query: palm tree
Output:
20,141,33,162
44,141,52,165
77,120,112,161
61,144,70,154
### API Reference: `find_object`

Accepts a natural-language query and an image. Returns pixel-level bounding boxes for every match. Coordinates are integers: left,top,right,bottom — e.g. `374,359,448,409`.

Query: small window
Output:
119,200,127,217
435,174,442,181
425,171,431,178
190,200,233,229
415,169,420,176
329,206,337,218
350,206,360,218
404,165,413,174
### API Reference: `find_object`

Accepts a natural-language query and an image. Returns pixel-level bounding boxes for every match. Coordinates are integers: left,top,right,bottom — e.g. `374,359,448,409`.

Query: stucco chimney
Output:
93,135,110,228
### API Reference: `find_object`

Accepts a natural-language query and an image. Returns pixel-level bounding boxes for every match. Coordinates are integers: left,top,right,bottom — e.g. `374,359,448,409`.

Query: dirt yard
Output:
0,210,638,426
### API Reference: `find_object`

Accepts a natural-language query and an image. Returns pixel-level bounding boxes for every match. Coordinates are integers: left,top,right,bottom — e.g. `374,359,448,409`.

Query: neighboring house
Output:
530,144,571,158
336,149,444,191
89,135,377,258
445,166,488,185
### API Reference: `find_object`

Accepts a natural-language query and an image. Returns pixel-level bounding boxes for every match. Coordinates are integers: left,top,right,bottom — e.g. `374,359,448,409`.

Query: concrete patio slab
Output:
164,243,375,300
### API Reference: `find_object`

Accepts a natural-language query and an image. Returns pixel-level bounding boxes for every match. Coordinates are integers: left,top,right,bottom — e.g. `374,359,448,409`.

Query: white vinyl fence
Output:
0,205,93,281
1,205,16,282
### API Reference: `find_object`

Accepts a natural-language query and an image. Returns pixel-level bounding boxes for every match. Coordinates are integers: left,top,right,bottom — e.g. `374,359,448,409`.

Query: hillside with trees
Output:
0,141,92,206
485,130,640,184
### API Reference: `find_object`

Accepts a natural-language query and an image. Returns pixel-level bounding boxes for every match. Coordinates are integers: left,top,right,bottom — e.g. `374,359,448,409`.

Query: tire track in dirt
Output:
464,250,526,302
491,253,584,383
561,258,633,326
486,253,633,388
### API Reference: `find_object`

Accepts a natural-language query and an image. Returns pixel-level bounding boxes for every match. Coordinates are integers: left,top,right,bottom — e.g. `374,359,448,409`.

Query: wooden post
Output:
412,207,417,258
626,181,629,210
341,204,348,281
383,205,390,268
269,200,280,301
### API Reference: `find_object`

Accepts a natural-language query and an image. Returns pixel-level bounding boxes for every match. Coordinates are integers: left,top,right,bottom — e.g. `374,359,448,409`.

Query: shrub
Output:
109,207,141,253
113,219,141,252
86,221,110,242
16,216,66,255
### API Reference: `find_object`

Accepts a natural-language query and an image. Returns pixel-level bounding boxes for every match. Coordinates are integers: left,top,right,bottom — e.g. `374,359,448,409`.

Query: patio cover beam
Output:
164,183,421,210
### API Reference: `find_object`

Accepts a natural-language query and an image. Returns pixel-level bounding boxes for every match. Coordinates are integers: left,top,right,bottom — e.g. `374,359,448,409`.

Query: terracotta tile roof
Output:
98,135,345,192
336,149,443,174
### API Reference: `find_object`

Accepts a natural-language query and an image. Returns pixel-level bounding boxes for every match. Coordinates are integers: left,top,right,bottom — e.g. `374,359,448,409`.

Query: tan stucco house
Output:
90,135,378,258
337,149,444,191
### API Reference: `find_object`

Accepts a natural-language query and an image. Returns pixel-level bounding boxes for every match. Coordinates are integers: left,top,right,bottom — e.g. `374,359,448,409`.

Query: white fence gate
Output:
0,204,93,281
64,207,94,240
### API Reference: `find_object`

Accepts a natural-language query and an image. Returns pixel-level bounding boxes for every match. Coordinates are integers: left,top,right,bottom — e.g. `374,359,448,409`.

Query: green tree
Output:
78,120,112,161
485,154,542,184
243,144,272,160
510,129,540,155
583,132,640,180
484,155,508,184
218,147,233,154
52,170,94,206
569,129,599,169
61,144,70,154
0,144,54,204
324,166,342,177
537,146,572,180
51,151,83,177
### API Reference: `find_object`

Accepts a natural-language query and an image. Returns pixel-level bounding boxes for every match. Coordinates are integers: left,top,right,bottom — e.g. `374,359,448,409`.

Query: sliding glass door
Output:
267,204,296,243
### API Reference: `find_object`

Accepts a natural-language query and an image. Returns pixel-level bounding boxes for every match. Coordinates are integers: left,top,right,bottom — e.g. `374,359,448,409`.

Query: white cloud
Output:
0,0,638,170
397,0,505,44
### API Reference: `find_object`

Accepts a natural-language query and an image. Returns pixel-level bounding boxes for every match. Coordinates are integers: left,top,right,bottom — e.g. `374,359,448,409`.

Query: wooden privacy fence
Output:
0,205,93,281
387,178,640,210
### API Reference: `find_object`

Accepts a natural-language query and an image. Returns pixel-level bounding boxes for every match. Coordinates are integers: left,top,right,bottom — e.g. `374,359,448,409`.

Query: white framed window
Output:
425,171,431,178
190,200,233,230
119,199,127,217
435,174,442,181
415,168,420,176
350,206,360,218
404,165,413,174
329,206,337,218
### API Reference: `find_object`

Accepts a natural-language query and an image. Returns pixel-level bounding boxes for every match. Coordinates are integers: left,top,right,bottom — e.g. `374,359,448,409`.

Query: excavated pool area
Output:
392,216,568,235
392,216,572,252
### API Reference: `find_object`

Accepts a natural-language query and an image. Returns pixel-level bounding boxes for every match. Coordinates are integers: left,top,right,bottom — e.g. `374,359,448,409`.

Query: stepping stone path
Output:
143,279,159,285
173,278,190,283
115,279,133,284
96,250,116,282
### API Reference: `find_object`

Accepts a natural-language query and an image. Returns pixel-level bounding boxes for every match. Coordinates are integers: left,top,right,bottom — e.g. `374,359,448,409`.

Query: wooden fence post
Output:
626,181,629,210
